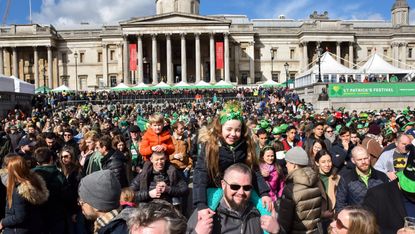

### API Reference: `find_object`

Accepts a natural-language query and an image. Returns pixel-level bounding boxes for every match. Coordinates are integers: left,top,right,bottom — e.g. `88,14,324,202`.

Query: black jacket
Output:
363,180,408,234
130,162,188,203
101,150,128,188
335,167,388,213
330,141,355,175
193,140,269,210
2,172,49,234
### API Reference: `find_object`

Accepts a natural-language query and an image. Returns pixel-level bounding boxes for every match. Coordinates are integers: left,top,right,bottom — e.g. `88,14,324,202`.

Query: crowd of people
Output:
0,86,414,234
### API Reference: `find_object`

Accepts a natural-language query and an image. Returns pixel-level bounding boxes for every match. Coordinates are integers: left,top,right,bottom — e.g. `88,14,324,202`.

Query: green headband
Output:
220,101,244,125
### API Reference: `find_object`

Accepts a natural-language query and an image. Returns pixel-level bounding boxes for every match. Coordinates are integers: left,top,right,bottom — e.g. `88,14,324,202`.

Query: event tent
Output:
213,80,234,89
10,76,35,94
0,75,15,92
131,82,150,90
151,81,171,89
52,85,74,92
193,80,212,89
173,81,191,89
295,52,359,88
261,79,282,87
357,53,412,74
111,83,131,91
35,86,52,94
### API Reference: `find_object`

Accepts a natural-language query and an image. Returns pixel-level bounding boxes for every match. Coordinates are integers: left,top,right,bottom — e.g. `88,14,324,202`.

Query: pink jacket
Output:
259,163,285,201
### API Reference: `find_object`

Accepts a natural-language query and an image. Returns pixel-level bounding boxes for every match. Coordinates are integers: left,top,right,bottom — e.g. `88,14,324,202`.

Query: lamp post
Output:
74,52,78,92
270,48,274,81
317,46,323,83
284,62,289,89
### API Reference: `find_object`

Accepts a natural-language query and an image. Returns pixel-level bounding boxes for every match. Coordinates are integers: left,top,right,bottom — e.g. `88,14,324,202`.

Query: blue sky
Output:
1,0,413,26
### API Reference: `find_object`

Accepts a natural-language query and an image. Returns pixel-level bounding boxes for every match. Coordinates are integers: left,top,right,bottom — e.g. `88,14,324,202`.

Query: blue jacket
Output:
335,167,388,213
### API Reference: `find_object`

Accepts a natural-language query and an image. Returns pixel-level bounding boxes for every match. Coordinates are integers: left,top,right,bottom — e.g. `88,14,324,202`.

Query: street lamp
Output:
270,48,274,81
43,68,46,94
316,46,324,83
284,62,289,89
74,52,78,92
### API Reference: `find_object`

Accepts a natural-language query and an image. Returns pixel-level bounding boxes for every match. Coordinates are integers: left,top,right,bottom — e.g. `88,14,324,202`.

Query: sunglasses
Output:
326,130,333,133
64,134,72,136
223,180,253,192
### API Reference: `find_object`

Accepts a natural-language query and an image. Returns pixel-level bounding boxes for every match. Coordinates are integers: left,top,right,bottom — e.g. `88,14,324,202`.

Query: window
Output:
110,50,115,61
80,52,85,63
79,75,87,91
62,53,68,64
383,48,388,56
96,75,104,88
290,48,295,60
110,75,117,87
191,1,195,14
98,52,102,63
272,72,279,82
408,48,413,58
367,48,372,56
61,75,69,86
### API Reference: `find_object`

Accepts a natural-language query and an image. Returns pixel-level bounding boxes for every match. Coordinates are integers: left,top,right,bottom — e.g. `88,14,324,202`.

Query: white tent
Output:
111,82,131,91
152,81,171,89
10,76,35,94
357,53,412,74
52,85,73,92
295,52,359,88
0,75,15,92
132,82,150,90
174,81,191,89
261,79,280,87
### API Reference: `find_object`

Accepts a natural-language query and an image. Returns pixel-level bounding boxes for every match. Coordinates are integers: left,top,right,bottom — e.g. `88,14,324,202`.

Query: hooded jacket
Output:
1,171,49,234
139,127,175,160
278,167,322,234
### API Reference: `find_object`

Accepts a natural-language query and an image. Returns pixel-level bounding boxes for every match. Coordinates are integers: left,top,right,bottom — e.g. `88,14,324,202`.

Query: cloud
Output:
33,0,155,26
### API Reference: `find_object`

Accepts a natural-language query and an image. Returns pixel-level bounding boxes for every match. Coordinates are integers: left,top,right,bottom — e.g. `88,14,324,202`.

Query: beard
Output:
224,192,248,212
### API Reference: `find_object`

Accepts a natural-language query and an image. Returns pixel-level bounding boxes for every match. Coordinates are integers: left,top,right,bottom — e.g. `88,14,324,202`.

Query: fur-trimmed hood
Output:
0,169,49,205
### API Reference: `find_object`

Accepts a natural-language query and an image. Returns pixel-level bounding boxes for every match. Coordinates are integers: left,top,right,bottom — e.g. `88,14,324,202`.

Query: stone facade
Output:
0,0,414,91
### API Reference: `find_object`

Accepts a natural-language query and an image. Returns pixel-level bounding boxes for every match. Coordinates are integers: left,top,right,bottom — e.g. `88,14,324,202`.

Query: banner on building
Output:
129,44,137,71
329,83,415,98
216,42,224,69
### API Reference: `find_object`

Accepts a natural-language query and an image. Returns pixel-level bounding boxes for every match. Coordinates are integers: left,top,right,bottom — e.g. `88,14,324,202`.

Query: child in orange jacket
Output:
139,113,175,161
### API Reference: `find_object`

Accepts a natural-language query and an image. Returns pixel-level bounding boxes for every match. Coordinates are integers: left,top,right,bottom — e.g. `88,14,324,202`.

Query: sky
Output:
1,0,414,26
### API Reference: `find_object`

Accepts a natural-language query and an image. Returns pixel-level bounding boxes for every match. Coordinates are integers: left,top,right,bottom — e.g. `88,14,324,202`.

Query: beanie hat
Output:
285,147,309,166
78,170,121,212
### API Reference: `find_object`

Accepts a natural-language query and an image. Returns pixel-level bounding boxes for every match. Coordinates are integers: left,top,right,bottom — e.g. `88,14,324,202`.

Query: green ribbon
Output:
220,111,243,125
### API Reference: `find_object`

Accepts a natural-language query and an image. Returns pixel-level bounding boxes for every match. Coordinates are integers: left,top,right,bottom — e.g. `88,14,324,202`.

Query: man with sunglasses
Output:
187,163,282,234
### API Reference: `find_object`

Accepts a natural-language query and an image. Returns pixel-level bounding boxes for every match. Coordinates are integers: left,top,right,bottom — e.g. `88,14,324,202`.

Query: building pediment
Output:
120,12,231,26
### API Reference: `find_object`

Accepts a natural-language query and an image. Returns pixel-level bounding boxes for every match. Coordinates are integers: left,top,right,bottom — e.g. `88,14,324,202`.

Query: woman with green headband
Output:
193,101,273,220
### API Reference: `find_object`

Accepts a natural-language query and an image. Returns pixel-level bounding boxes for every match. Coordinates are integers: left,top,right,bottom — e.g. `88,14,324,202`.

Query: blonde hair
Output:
148,113,164,124
120,187,135,203
343,206,380,234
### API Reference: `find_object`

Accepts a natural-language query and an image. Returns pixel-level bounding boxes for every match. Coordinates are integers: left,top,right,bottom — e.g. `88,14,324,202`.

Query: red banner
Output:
216,42,224,69
129,44,137,71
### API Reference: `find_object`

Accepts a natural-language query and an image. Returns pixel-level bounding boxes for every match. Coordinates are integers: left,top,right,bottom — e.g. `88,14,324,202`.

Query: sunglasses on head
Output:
334,214,349,230
223,180,253,191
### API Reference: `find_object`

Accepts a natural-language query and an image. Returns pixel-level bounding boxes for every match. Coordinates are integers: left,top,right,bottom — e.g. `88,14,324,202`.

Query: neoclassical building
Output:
0,0,414,90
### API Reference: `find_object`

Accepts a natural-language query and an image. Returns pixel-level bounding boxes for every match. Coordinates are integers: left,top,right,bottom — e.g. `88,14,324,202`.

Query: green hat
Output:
396,146,415,193
272,124,288,135
259,120,271,132
359,113,369,120
220,101,243,125
119,120,128,127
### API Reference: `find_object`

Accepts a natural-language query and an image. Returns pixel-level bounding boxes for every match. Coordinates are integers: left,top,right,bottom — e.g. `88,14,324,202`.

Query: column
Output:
195,33,201,83
349,42,354,68
234,43,240,83
102,44,108,87
248,41,255,84
336,42,341,63
224,33,230,83
303,42,308,71
123,36,129,84
401,43,407,69
0,48,3,75
137,35,144,84
209,33,215,83
392,43,398,66
33,47,39,88
181,33,187,83
12,47,17,77
47,46,53,88
152,34,158,85
166,34,173,85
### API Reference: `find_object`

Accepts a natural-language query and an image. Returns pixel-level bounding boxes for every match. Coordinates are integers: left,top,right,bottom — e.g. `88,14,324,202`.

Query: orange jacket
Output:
139,128,175,160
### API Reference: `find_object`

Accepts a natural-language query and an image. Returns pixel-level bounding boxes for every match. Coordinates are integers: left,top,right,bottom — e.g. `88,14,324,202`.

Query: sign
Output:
129,44,137,71
216,42,224,69
329,83,415,98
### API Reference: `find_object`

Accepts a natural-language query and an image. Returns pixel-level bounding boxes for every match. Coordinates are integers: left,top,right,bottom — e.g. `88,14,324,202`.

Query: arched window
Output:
174,0,179,12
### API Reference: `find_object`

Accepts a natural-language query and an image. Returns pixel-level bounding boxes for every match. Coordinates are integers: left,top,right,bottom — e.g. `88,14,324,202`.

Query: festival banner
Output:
329,83,415,98
129,44,137,71
216,42,224,69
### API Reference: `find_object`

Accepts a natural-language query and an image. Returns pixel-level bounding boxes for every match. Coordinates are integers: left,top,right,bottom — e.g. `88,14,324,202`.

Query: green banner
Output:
329,83,415,98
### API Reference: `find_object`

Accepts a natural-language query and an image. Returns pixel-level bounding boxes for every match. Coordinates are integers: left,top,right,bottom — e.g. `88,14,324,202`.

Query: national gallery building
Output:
0,0,414,90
